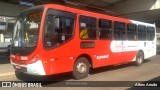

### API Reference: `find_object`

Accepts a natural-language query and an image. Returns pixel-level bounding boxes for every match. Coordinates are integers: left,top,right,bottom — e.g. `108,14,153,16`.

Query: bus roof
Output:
42,4,155,27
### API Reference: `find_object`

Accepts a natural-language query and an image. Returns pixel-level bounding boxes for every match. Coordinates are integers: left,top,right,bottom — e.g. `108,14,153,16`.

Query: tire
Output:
135,52,144,66
73,57,90,80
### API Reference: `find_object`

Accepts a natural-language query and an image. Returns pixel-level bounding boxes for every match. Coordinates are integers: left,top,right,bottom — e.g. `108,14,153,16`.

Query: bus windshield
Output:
11,7,43,55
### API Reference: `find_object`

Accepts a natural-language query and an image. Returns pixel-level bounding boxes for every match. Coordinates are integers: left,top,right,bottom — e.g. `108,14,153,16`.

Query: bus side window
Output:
147,27,155,41
44,11,75,49
99,19,112,40
79,15,97,40
138,25,146,41
127,24,137,41
46,15,60,34
114,21,126,40
45,15,62,47
63,18,74,41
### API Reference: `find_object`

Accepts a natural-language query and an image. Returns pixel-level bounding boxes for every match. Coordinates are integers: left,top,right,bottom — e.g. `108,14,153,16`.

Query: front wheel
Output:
135,52,144,66
73,57,90,80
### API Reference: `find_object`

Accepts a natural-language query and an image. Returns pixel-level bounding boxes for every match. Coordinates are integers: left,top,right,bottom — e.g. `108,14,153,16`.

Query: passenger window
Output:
99,19,112,40
79,15,97,40
44,10,75,49
127,24,137,40
114,21,126,40
147,27,155,41
138,25,146,40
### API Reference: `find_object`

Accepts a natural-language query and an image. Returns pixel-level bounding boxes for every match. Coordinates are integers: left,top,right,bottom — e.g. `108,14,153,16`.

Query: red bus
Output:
10,4,156,79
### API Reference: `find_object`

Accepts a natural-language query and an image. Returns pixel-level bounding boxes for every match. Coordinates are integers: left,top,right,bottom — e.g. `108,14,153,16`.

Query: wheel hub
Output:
76,62,87,74
138,56,142,63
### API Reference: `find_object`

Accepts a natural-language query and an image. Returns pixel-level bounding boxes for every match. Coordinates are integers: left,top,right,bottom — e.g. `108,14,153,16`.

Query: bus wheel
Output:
135,52,144,66
73,57,90,80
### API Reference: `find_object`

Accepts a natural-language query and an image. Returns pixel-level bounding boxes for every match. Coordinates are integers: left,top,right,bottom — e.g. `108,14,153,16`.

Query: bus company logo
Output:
2,82,12,87
96,54,109,60
115,44,123,48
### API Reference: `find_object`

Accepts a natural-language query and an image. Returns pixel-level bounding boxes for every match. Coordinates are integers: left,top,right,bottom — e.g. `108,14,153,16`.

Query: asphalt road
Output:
0,54,160,90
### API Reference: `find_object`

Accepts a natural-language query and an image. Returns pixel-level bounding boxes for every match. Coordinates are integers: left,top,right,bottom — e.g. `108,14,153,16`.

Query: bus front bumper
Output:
11,60,46,76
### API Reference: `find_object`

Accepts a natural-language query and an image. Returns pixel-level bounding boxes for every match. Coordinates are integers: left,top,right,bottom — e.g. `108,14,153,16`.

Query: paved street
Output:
0,54,160,90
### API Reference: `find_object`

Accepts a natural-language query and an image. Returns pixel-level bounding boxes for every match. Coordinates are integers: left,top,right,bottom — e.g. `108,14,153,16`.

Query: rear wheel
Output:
135,52,144,66
73,57,90,80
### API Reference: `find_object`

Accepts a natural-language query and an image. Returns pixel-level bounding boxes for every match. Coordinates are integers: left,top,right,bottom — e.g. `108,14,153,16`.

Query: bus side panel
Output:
85,40,127,68
144,41,156,59
90,40,112,68
121,51,137,62
90,40,130,68
122,41,139,62
90,40,137,68
40,42,79,75
138,41,156,59
40,50,76,75
108,41,128,65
